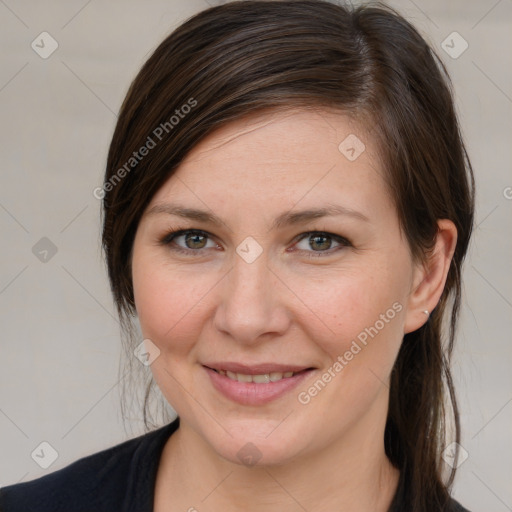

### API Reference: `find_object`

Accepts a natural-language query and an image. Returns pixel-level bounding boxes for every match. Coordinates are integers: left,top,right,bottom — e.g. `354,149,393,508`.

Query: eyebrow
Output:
145,203,369,229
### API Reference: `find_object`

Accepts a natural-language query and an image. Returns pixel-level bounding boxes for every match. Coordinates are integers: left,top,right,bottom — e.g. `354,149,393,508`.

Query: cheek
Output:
292,267,407,421
298,264,407,359
132,254,216,355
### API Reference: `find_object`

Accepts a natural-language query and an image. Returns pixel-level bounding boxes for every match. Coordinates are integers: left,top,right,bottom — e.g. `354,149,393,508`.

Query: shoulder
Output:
0,419,179,512
449,498,472,512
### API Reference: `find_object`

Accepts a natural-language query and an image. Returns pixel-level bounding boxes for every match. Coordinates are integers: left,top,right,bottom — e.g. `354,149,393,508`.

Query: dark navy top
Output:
0,417,471,511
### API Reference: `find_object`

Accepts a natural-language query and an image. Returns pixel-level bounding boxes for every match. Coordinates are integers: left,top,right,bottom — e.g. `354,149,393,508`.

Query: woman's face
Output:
132,109,423,466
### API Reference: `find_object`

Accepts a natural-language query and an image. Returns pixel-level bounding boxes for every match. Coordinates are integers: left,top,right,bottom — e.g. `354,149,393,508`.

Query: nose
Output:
213,251,291,345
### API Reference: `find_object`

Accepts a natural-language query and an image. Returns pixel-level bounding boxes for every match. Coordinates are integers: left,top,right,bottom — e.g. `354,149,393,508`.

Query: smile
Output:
203,364,315,405
212,369,296,383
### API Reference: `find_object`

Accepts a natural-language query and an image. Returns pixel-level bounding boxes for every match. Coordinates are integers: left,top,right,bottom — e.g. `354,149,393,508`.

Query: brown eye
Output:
184,232,208,249
161,229,218,255
294,231,351,257
309,234,332,251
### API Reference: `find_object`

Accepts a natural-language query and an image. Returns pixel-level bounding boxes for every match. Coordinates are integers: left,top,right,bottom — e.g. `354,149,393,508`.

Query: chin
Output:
218,436,301,468
196,416,309,468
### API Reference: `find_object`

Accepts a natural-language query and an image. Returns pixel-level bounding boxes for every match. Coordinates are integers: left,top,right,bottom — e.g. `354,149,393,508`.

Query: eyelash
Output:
159,228,352,259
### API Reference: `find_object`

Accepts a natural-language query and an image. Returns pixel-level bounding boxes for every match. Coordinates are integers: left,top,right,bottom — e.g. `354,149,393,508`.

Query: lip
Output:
203,363,315,406
203,362,311,374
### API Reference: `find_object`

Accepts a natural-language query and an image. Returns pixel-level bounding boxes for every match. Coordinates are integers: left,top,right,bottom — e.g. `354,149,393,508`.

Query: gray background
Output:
0,0,511,510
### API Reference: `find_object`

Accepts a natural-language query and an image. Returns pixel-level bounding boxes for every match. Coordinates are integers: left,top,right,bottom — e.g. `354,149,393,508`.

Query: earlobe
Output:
403,219,457,334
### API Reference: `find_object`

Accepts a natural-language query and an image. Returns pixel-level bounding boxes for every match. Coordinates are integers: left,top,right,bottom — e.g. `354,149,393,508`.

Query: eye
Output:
160,229,219,255
159,228,351,258
292,231,351,257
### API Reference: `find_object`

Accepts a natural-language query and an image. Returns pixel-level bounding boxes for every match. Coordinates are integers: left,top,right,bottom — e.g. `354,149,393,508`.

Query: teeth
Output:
217,369,297,383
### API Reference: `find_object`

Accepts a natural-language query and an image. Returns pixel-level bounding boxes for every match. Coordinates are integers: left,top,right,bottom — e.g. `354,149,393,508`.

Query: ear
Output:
403,219,458,334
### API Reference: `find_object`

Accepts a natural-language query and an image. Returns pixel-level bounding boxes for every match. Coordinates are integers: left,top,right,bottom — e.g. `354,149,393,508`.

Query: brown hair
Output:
101,1,475,510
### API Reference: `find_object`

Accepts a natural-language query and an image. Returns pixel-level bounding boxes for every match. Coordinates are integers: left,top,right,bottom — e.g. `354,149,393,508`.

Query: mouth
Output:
202,363,315,405
208,367,308,383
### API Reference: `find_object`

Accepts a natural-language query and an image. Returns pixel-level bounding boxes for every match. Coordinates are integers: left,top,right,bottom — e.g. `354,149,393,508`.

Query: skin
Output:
131,109,457,511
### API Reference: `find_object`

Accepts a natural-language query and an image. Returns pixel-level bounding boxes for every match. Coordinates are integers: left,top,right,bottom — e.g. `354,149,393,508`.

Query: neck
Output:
155,416,400,512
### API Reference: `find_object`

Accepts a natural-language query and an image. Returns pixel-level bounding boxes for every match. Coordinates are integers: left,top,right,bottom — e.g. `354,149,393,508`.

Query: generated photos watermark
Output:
93,97,198,200
297,301,403,404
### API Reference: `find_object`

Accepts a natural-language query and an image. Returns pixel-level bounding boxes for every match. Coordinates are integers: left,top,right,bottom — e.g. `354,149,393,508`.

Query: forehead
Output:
149,109,391,221
181,108,369,168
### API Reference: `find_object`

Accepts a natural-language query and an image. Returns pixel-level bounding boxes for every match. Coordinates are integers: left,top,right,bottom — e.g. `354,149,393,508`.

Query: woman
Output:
0,1,474,511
